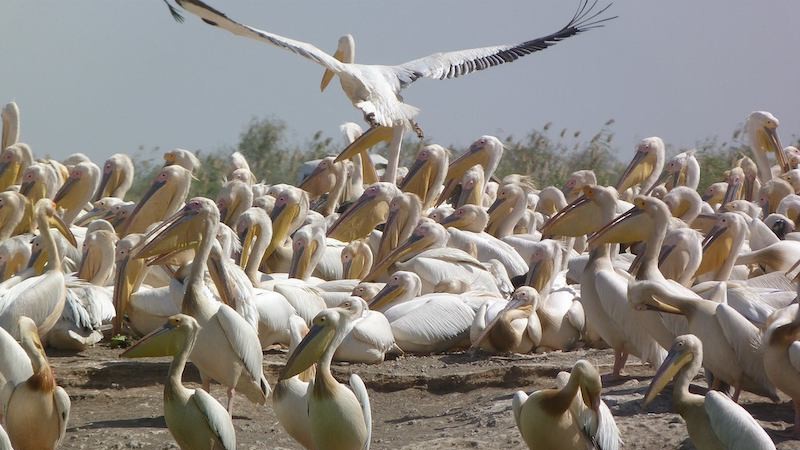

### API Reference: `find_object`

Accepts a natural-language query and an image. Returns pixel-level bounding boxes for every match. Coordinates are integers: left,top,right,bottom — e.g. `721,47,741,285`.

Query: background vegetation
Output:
127,117,799,201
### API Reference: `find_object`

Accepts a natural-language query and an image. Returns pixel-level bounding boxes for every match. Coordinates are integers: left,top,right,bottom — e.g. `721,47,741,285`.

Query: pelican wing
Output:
511,391,528,431
0,326,32,415
704,391,775,450
555,371,622,450
389,296,474,349
715,304,778,400
191,389,237,450
349,374,372,450
54,386,71,447
0,272,66,337
214,304,268,393
350,312,396,355
174,0,346,74
393,0,614,88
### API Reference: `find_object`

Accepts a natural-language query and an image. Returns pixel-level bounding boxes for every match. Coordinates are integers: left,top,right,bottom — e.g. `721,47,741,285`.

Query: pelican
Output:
662,150,700,191
216,178,253,226
561,169,596,202
0,236,30,282
134,197,270,413
471,286,542,353
643,334,776,450
122,314,236,450
368,271,476,353
0,143,33,191
0,191,26,241
169,0,613,183
0,317,70,450
119,164,192,235
438,136,505,206
376,192,421,262
93,153,134,201
512,359,621,450
763,304,800,437
53,160,101,225
279,299,372,450
398,144,449,209
0,199,75,339
747,111,788,183
332,296,397,364
328,182,400,242
616,136,666,196
163,148,202,172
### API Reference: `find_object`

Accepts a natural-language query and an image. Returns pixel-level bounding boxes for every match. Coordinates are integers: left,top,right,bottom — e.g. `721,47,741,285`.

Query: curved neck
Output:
245,222,270,283
168,330,197,391
638,215,668,280
672,356,703,408
187,214,217,301
37,211,61,272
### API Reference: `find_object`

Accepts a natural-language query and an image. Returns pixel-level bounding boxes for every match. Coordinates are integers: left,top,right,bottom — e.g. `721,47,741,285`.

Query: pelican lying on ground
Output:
279,299,372,450
512,359,621,450
643,334,775,450
122,314,236,450
0,317,70,450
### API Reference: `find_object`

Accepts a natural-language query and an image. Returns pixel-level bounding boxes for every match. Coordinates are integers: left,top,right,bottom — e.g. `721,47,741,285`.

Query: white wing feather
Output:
191,388,237,450
704,391,776,450
349,374,372,450
54,386,71,447
214,304,270,398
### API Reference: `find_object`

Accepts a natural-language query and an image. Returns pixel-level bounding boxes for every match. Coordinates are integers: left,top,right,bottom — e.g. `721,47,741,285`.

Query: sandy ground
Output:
47,345,799,450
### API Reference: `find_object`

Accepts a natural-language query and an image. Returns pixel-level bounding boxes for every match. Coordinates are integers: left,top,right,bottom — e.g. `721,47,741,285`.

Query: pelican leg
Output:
226,387,236,416
611,350,628,379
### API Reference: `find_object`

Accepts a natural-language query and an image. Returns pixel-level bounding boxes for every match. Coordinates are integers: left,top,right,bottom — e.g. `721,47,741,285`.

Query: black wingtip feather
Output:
162,0,185,23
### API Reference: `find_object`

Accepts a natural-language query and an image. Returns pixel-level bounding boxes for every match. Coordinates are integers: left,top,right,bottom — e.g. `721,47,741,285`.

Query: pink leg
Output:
226,387,236,416
611,350,629,379
731,385,741,403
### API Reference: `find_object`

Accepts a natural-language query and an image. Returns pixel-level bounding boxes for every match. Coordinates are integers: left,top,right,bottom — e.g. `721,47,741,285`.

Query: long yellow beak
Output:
121,319,182,358
643,345,693,405
279,322,334,380
49,212,78,247
368,283,403,310
134,207,200,260
616,149,651,193
587,206,647,249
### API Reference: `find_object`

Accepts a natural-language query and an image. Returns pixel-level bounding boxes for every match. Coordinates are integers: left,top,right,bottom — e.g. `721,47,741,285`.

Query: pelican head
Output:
627,280,683,315
437,136,504,206
701,182,728,205
471,286,539,351
321,34,354,92
289,223,325,280
163,148,201,172
696,212,747,278
18,316,51,377
267,186,308,259
758,178,793,218
616,137,665,194
399,144,449,208
486,182,528,236
662,186,702,223
112,234,146,335
368,271,421,310
327,182,400,242
351,282,384,303
365,218,446,281
377,192,422,261
94,153,134,201
279,299,362,380
779,169,800,194
134,197,216,262
216,179,253,226
19,163,56,201
454,164,485,208
298,157,339,197
341,239,373,279
441,204,489,232
121,314,199,358
427,205,454,224
26,200,77,272
721,167,745,206
54,161,100,223
235,206,272,274
746,111,788,180
0,143,32,190
540,185,617,238
588,195,669,249
77,227,117,284
121,165,192,235
525,240,563,294
643,334,702,405
562,170,597,203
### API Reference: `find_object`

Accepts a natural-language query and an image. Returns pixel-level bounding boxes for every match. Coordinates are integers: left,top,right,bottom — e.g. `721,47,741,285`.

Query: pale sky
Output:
2,1,798,165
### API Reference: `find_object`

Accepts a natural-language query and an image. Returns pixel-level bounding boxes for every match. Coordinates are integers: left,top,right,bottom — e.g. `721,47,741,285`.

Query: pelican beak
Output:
122,178,167,232
112,256,142,335
643,344,693,405
289,239,318,279
368,283,403,310
53,176,78,204
440,212,466,228
334,126,393,163
134,206,199,260
121,319,182,358
670,167,682,190
645,170,669,195
701,224,727,251
49,211,78,247
320,68,336,92
75,206,111,227
636,292,683,315
765,126,789,173
207,253,234,307
280,321,335,380
94,167,114,202
525,258,553,292
298,163,328,193
721,179,741,206
0,161,19,190
582,390,602,414
27,246,46,274
438,144,488,206
77,245,94,281
743,175,756,202
399,156,429,192
540,194,595,238
486,197,507,216
267,201,300,260
238,224,257,268
616,149,650,193
364,232,424,281
19,180,34,197
588,206,647,249
327,192,387,241
320,36,350,92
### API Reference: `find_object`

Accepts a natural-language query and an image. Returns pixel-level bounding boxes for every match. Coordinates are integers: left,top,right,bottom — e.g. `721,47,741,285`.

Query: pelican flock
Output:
2,0,799,449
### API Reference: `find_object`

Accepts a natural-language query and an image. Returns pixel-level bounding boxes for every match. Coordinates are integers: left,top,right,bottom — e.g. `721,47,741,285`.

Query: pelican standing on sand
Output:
512,359,621,450
279,298,373,450
643,334,776,450
165,0,614,183
0,317,70,450
122,314,236,450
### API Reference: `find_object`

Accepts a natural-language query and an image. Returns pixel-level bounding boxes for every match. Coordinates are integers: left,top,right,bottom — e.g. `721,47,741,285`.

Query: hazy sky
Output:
2,1,798,165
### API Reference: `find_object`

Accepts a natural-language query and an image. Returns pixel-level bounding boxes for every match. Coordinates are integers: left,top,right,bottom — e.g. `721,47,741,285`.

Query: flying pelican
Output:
0,317,70,450
168,0,613,183
512,359,621,450
643,334,776,450
134,197,270,413
122,314,236,450
279,299,373,450
0,199,75,339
